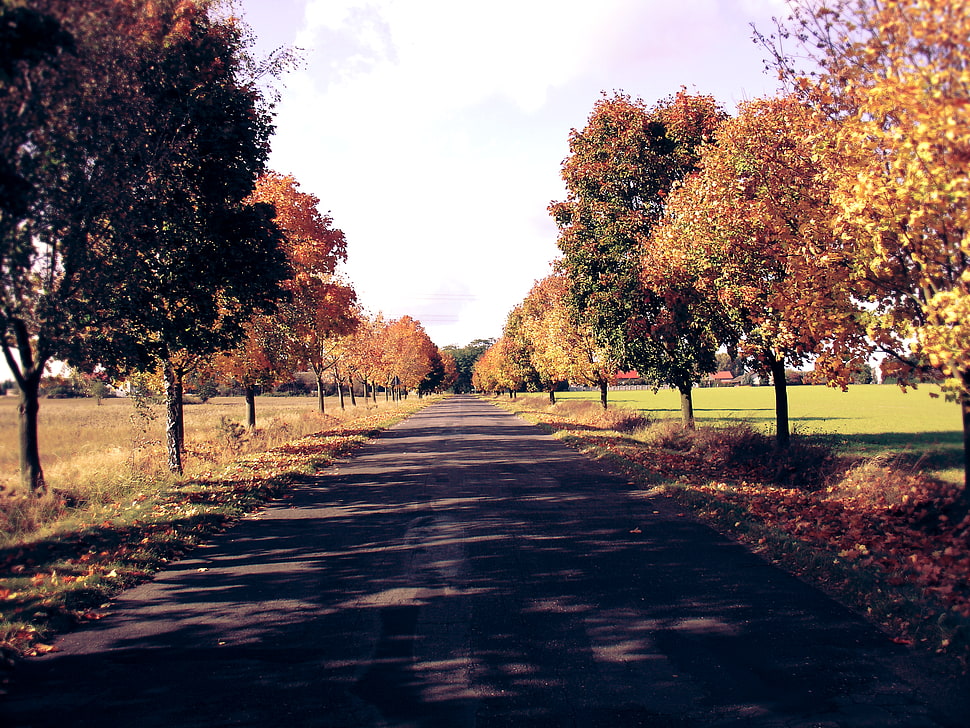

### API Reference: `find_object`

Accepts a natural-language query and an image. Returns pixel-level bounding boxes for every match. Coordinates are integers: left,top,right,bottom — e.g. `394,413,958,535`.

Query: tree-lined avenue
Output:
3,395,966,727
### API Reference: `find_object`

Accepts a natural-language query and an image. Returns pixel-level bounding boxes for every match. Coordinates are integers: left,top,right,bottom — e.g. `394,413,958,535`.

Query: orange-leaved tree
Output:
472,336,531,397
216,172,349,424
284,278,359,413
344,313,388,402
763,0,970,492
438,349,458,392
382,316,438,399
212,316,289,429
650,95,869,446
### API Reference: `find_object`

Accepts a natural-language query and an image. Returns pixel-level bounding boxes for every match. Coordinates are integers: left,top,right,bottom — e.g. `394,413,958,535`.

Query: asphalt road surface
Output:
4,395,968,727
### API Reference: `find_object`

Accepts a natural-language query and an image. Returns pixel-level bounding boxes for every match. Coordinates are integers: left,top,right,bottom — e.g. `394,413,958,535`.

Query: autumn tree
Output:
513,274,618,407
550,90,726,424
0,3,80,492
345,314,389,402
650,96,868,443
109,2,288,475
0,1,290,480
0,2,232,488
470,348,494,393
472,336,531,397
382,316,438,398
438,350,458,392
503,302,558,402
283,279,359,413
216,172,349,426
212,316,289,429
245,175,357,415
471,341,504,395
763,0,970,489
417,347,449,395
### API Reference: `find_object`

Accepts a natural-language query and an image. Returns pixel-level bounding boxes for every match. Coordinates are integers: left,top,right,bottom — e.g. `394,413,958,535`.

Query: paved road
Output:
4,395,968,727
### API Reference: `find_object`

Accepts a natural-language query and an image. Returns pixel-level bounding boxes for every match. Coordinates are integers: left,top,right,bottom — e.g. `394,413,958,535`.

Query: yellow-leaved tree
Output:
510,274,618,406
764,0,970,496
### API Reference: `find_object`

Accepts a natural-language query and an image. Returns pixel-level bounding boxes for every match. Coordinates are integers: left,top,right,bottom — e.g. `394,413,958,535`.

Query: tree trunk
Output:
336,376,345,410
349,380,357,406
245,384,256,429
678,385,695,430
163,363,184,475
599,381,609,410
769,355,790,449
17,372,45,493
549,389,556,404
959,385,970,516
3,322,47,493
316,376,326,414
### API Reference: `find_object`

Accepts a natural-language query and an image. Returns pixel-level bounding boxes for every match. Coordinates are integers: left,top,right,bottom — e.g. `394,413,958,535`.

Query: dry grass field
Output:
0,394,370,490
0,394,394,538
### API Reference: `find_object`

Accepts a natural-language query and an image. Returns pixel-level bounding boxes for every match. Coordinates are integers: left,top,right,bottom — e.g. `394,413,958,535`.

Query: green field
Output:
554,384,965,481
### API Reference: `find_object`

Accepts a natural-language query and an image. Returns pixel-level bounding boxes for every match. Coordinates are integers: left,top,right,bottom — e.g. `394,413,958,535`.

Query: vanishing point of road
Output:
4,395,968,727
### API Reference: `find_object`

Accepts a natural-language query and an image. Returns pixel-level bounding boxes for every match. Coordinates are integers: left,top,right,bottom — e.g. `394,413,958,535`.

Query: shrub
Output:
638,420,695,451
44,385,82,399
606,410,651,433
772,438,838,488
825,455,959,515
691,422,770,467
548,400,650,432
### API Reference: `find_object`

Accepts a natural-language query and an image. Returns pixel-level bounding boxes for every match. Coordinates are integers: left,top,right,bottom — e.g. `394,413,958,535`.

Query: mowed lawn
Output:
555,383,965,482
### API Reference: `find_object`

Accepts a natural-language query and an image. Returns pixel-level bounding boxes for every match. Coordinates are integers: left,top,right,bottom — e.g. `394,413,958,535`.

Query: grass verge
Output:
487,393,970,672
0,396,437,671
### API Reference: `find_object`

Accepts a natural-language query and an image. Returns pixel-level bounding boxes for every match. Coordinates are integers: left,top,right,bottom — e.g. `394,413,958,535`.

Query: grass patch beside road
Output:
556,384,965,483
488,391,970,671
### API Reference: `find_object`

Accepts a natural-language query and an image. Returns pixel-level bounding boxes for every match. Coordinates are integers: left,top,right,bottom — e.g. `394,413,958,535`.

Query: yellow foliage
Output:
798,0,970,398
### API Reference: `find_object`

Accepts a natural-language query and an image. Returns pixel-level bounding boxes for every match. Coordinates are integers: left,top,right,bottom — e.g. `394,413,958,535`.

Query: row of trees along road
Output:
481,0,970,510
1,1,455,493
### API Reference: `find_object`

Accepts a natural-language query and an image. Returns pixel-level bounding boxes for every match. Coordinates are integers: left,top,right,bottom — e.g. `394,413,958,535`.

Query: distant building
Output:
703,371,744,387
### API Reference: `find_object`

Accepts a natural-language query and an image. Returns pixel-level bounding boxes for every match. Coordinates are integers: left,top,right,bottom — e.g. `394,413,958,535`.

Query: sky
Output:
243,0,787,349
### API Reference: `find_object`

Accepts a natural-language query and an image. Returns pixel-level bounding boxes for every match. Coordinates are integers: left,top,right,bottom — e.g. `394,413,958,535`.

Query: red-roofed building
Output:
705,370,742,387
